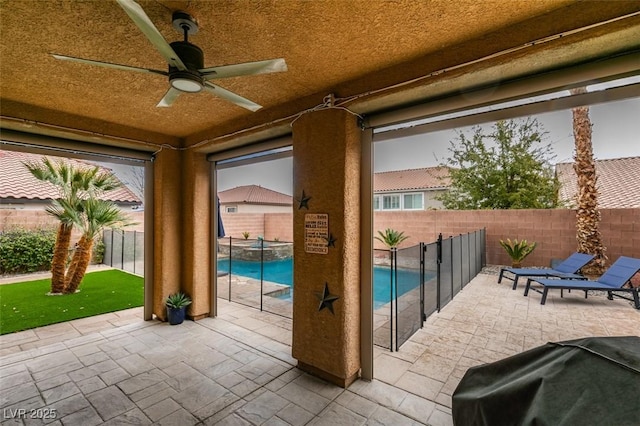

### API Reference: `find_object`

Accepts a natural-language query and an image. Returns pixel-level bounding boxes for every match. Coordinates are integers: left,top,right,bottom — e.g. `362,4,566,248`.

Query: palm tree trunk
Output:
571,87,607,275
50,223,72,293
64,237,94,294
64,234,87,289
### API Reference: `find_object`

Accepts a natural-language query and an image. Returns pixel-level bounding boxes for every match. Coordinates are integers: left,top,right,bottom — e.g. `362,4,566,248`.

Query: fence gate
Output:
374,228,487,351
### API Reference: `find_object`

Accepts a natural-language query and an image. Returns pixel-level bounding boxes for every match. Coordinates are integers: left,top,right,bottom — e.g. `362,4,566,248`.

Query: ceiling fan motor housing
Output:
169,41,204,92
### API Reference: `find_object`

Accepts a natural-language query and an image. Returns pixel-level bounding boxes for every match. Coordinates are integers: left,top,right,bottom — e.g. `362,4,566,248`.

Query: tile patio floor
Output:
1,273,638,425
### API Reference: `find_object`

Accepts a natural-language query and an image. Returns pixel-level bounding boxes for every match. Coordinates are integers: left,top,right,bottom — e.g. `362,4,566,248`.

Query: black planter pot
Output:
166,307,186,325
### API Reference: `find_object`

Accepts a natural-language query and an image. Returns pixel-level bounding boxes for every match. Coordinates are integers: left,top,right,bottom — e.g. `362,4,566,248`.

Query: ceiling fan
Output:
52,0,287,111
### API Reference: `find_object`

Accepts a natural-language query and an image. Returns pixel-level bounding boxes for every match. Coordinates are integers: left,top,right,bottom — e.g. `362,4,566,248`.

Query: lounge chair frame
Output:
524,256,640,309
498,252,594,290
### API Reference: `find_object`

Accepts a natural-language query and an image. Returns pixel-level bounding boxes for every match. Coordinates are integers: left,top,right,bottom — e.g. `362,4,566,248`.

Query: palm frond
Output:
80,199,132,239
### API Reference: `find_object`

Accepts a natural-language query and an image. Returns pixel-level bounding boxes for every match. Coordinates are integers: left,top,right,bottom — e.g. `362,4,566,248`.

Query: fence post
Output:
228,236,232,302
394,247,399,352
389,248,395,352
450,235,454,296
133,231,137,275
420,242,426,326
459,234,464,289
110,229,114,267
260,238,264,312
436,233,442,313
468,231,472,284
120,230,125,270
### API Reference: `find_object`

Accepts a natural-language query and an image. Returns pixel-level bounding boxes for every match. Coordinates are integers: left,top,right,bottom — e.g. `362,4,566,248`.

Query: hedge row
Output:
0,228,57,274
0,228,106,275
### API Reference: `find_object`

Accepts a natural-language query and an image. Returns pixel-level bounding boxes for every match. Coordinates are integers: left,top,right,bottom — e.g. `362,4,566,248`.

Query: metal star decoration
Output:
325,233,337,248
316,282,339,314
297,190,311,210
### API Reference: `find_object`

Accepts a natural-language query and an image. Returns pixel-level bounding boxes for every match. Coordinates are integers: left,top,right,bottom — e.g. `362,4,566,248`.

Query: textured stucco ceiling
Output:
1,0,639,152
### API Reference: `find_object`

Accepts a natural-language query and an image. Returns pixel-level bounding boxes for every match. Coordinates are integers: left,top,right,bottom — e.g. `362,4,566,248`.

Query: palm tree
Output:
64,199,131,294
571,87,607,275
43,199,80,293
24,158,121,293
375,228,409,248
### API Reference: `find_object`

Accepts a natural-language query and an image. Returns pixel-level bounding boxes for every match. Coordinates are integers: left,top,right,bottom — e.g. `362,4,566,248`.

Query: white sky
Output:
217,96,639,196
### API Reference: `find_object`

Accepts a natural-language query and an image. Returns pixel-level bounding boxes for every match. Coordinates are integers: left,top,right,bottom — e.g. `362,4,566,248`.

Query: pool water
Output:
217,258,427,309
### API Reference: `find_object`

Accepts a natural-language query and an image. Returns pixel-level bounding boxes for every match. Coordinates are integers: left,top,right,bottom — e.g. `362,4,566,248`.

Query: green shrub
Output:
92,238,105,264
499,238,537,267
0,228,57,274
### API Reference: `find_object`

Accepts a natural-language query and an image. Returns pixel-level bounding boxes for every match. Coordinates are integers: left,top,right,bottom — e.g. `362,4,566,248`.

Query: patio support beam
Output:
152,148,183,320
181,150,212,320
152,148,213,320
291,108,362,387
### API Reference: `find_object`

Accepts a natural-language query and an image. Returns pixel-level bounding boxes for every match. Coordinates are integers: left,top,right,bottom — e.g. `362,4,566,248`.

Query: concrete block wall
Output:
264,213,294,241
0,209,145,233
0,209,59,230
219,212,266,240
5,208,637,269
375,208,640,267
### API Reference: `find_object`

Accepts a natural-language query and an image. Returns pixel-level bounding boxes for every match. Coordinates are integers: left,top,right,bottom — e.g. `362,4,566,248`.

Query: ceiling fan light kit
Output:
50,0,287,111
168,42,205,93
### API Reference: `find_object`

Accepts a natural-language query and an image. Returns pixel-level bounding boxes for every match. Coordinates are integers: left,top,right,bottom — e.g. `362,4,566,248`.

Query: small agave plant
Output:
499,238,537,267
166,292,192,309
375,228,409,249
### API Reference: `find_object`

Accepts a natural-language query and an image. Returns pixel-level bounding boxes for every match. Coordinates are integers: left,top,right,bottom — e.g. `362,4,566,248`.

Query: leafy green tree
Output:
438,118,559,209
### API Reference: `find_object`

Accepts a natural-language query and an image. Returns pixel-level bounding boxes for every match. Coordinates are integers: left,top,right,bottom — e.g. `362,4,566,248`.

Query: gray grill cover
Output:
452,336,640,426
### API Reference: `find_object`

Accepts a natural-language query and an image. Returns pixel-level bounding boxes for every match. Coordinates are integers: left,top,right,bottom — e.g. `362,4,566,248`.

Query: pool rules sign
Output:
305,213,329,254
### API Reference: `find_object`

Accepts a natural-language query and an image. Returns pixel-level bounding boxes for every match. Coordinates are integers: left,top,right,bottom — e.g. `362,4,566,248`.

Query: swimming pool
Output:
217,258,428,309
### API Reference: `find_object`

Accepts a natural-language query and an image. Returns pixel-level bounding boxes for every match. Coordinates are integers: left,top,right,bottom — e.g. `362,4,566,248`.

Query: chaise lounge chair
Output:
498,252,594,290
524,256,640,309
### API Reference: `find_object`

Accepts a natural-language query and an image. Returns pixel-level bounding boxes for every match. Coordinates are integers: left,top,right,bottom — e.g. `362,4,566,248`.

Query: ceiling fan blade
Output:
116,0,187,71
200,58,287,80
157,87,181,107
52,54,167,75
203,82,262,112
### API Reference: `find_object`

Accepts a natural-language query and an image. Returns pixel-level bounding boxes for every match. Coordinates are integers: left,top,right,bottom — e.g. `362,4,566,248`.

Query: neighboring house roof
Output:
556,156,640,209
218,185,292,206
0,150,141,205
374,167,451,193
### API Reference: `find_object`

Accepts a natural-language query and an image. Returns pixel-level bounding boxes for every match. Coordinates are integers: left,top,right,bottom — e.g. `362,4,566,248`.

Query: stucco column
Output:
181,150,211,319
291,108,361,387
152,149,211,320
152,148,182,320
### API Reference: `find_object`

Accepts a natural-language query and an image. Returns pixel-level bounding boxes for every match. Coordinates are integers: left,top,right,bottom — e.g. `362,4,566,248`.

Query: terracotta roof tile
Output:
218,185,292,205
556,156,640,209
373,167,451,192
0,150,141,204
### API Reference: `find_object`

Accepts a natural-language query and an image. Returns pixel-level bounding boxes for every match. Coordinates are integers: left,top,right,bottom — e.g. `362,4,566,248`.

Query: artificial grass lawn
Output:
0,269,143,335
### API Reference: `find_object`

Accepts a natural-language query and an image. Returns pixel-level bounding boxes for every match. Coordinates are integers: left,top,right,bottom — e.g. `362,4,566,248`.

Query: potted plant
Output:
242,231,250,240
375,228,409,248
499,238,537,268
165,292,192,325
